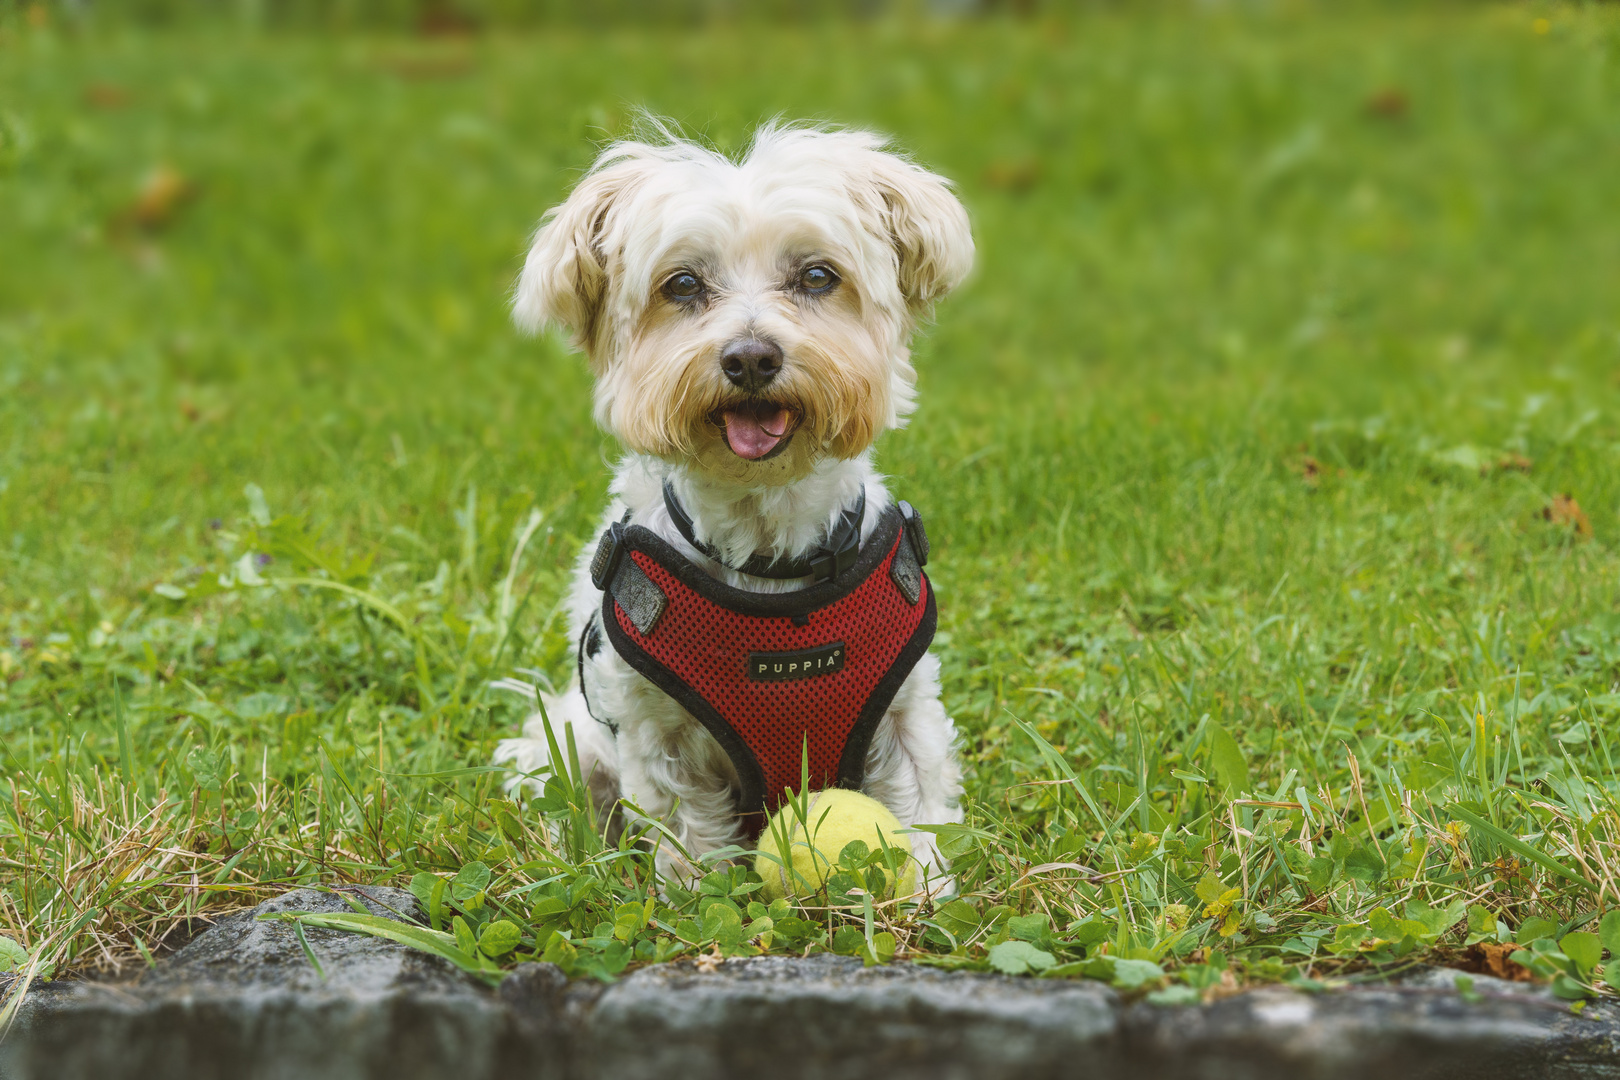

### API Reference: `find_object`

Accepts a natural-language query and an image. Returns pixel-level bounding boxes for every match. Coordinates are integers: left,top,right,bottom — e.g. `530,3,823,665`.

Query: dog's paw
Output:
653,842,707,892
492,736,552,800
903,830,959,901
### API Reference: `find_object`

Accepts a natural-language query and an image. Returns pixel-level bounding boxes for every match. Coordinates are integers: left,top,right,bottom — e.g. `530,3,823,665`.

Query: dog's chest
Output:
582,496,935,827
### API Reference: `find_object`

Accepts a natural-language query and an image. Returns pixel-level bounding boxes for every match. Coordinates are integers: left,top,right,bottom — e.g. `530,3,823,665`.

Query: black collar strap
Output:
661,479,866,583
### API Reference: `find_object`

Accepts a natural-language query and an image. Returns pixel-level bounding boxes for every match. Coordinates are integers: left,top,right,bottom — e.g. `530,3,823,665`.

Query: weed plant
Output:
6,3,1620,1004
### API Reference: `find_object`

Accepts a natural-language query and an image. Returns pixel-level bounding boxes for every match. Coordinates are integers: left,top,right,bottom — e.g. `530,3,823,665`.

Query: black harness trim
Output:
662,480,867,582
577,614,617,736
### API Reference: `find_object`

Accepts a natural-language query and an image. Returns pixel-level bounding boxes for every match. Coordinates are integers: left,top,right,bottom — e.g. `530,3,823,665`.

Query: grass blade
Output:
1448,805,1595,895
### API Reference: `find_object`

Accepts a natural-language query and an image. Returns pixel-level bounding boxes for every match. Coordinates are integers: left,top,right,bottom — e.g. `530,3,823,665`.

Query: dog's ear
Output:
867,154,974,313
513,155,647,351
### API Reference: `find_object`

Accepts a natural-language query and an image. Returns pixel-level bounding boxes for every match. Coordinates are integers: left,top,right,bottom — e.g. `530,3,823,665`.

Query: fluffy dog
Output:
494,122,973,892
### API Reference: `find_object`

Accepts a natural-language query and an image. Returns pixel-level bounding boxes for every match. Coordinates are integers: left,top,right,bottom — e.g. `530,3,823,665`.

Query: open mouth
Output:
715,401,798,461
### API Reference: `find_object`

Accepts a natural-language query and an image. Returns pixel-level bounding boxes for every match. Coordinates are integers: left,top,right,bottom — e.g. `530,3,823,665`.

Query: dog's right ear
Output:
513,156,645,351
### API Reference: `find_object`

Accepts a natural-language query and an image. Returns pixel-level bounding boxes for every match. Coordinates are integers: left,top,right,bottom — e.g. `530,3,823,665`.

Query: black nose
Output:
720,338,783,390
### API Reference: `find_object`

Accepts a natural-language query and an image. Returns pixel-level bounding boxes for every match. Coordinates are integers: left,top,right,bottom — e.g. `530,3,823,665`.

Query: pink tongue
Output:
723,407,791,460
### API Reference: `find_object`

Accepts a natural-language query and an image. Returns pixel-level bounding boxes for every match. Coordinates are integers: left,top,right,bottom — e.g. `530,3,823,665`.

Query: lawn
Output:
6,1,1620,997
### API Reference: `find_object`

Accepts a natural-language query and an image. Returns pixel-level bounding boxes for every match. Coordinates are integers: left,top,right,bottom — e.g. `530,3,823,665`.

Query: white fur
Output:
493,122,972,895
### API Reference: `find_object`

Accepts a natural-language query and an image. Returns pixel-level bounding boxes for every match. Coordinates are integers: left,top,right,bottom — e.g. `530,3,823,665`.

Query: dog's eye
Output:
664,271,703,300
798,265,837,293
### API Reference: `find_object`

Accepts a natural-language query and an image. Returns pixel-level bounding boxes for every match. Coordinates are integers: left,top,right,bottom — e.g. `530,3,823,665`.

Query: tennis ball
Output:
755,789,916,901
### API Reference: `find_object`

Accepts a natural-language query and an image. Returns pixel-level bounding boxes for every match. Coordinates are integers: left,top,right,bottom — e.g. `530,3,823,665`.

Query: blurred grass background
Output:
6,0,1620,987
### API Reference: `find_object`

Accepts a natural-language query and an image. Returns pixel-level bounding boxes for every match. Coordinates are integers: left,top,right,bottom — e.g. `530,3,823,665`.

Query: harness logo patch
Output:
748,642,846,682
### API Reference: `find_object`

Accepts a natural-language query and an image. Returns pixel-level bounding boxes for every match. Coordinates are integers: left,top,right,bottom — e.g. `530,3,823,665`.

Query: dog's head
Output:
514,123,973,484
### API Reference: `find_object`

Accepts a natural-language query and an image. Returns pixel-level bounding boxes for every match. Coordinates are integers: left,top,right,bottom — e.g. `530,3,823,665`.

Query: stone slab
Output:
4,889,1618,1080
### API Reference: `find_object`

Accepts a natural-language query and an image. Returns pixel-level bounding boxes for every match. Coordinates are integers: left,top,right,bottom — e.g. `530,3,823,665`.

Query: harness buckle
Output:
589,521,626,591
897,501,929,567
808,542,859,584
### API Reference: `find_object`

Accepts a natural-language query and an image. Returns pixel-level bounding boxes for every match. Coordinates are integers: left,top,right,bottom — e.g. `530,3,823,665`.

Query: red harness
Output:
586,502,934,827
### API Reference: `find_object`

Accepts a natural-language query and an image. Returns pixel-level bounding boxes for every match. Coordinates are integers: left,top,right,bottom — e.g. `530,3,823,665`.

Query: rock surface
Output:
4,889,1619,1080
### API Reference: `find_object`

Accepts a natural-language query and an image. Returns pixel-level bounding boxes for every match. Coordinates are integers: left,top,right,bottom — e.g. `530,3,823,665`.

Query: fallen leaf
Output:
1543,494,1592,539
1495,453,1533,474
1292,452,1321,487
379,50,475,80
115,165,196,233
84,83,130,110
983,158,1041,194
418,3,478,37
1364,88,1409,119
1459,941,1534,982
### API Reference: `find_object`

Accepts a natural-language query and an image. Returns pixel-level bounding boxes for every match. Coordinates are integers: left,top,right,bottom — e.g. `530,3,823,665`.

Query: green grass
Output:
7,1,1620,998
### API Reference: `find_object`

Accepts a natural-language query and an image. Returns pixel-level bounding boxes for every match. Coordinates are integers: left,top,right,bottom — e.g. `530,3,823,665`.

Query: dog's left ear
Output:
867,154,975,313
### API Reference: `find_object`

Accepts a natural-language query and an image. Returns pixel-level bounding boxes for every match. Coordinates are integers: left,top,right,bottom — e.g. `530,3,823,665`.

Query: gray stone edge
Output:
4,889,1620,1080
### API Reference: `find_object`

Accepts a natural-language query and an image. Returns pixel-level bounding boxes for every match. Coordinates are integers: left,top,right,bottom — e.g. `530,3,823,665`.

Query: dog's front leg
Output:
858,653,964,897
612,703,750,888
493,688,622,829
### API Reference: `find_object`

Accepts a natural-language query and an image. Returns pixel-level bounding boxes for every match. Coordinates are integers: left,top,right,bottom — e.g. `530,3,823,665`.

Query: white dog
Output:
494,122,973,893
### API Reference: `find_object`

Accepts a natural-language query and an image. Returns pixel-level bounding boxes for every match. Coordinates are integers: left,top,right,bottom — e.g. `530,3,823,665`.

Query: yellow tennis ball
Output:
755,789,916,901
